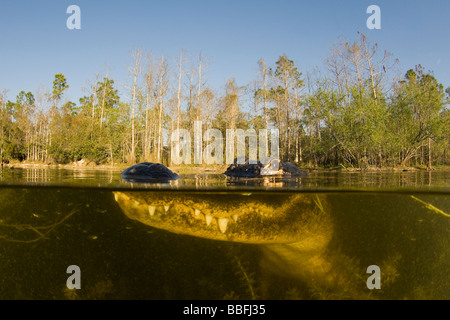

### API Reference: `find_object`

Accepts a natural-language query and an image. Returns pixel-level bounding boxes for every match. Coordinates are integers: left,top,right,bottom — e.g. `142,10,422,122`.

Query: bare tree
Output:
358,31,393,104
155,56,169,162
176,50,186,136
256,59,270,158
196,52,203,121
0,90,7,166
274,54,303,161
202,88,215,132
223,78,240,131
143,52,154,161
343,41,364,97
126,49,143,164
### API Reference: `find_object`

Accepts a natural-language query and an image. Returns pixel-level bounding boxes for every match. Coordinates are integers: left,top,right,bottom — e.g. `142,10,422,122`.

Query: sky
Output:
0,0,449,106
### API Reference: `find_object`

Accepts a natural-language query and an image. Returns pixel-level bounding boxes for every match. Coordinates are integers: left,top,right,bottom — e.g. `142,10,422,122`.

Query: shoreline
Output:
2,161,449,174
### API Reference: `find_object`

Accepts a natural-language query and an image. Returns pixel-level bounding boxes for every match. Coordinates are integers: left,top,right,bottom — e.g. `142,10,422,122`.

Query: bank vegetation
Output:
1,32,449,170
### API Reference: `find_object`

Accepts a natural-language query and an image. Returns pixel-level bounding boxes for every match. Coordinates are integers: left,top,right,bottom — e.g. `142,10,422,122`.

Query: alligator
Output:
112,190,387,299
224,157,307,178
121,162,179,182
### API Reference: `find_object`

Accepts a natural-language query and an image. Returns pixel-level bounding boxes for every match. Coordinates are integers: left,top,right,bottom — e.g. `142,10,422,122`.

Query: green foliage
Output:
389,65,447,166
1,39,449,168
52,73,69,102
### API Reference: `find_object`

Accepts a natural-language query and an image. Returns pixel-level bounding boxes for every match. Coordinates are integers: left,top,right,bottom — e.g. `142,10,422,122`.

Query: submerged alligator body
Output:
224,157,307,178
112,190,366,298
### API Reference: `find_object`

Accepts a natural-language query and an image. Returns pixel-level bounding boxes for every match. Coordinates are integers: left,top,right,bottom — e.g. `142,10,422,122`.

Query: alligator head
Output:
121,162,179,182
113,191,331,245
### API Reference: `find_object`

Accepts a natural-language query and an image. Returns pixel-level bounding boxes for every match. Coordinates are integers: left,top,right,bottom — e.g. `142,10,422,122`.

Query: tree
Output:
320,34,397,168
254,58,271,157
126,49,143,164
78,77,120,164
142,53,155,162
273,54,303,161
154,56,169,162
2,91,36,161
222,78,240,131
175,51,185,153
47,74,70,162
358,31,392,104
52,73,69,104
0,90,10,164
390,65,446,168
48,101,78,163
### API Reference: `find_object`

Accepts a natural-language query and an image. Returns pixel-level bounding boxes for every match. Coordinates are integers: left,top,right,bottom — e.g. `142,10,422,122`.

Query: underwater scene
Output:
0,167,449,300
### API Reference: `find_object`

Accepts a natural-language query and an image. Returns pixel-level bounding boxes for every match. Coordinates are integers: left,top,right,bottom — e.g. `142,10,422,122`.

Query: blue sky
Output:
0,0,449,106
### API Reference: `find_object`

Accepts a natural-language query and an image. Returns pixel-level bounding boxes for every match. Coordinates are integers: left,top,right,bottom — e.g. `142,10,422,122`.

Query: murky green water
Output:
0,167,449,300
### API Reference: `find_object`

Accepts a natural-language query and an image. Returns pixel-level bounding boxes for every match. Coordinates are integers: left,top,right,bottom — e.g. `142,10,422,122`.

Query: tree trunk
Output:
100,80,107,130
144,54,153,161
284,72,290,161
110,144,114,167
428,137,432,170
176,53,183,137
197,53,202,122
130,49,143,164
156,57,167,162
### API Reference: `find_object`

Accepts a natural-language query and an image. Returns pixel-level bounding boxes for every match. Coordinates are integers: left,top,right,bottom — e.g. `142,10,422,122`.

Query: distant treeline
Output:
1,32,449,169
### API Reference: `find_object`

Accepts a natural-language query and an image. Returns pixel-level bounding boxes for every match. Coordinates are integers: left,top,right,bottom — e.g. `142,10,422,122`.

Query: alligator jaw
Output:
113,191,331,245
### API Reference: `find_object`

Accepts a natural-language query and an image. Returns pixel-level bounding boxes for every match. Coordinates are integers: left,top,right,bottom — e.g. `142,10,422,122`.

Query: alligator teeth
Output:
148,206,156,216
205,215,213,226
164,205,170,212
113,193,119,201
218,218,229,233
232,214,239,222
133,200,141,207
194,209,201,216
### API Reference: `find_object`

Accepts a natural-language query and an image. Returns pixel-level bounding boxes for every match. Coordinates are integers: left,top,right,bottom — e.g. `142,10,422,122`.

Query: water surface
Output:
1,166,449,191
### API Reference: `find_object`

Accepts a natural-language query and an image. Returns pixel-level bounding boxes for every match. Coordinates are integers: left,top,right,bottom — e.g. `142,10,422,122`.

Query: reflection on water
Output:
0,167,449,299
1,166,450,191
